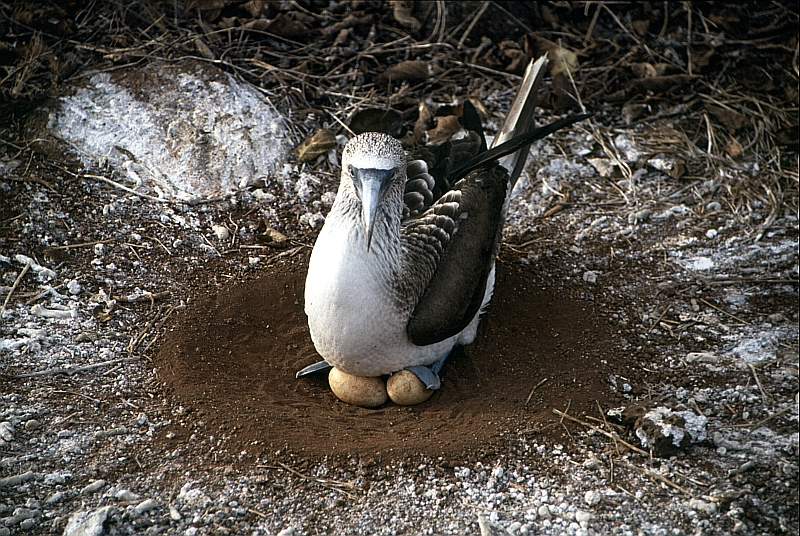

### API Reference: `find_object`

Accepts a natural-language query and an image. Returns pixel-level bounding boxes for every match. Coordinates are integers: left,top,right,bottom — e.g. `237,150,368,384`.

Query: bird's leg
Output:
403,350,451,390
295,360,331,378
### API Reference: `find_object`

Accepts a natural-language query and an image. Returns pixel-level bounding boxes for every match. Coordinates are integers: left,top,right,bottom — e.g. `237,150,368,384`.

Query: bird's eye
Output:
348,165,355,176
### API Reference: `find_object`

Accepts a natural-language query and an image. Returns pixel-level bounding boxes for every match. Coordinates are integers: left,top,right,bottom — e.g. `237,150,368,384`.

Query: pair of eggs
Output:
328,367,434,407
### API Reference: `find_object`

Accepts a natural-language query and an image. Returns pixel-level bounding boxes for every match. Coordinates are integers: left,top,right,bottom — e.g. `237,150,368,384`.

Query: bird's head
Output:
341,133,407,252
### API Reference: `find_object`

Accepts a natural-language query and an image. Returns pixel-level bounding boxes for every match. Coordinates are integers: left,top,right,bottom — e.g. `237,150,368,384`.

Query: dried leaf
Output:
256,221,290,247
630,62,657,78
243,13,309,38
292,129,336,162
526,35,579,76
499,40,529,73
390,1,421,33
631,19,650,36
92,304,112,322
587,158,616,178
622,103,650,124
706,104,748,132
350,108,404,137
426,115,462,146
184,0,228,22
648,155,685,179
724,136,744,158
375,60,434,85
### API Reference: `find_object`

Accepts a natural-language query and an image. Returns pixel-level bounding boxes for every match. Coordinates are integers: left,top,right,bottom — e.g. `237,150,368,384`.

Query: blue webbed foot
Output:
295,360,331,378
403,351,451,390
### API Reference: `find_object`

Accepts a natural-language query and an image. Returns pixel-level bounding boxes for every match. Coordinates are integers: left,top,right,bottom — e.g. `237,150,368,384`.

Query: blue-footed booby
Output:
299,57,590,406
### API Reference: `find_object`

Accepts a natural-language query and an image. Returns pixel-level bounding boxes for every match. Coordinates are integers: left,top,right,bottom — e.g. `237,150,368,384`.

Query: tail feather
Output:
493,56,549,187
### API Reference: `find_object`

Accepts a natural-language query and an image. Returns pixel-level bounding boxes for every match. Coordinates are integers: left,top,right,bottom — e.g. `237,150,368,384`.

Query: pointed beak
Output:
349,166,396,252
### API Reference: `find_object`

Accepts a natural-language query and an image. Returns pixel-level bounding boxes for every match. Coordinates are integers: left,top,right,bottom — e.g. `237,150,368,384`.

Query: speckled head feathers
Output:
342,132,407,173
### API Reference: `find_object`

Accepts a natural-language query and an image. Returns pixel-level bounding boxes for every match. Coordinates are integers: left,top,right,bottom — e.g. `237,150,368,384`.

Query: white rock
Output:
115,490,139,501
212,224,230,241
689,498,718,515
50,61,289,202
133,498,158,515
537,505,552,519
63,506,116,536
584,489,602,507
81,480,106,495
67,280,82,295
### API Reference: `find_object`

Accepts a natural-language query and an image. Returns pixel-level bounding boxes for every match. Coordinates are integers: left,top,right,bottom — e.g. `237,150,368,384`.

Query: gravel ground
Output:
1,98,797,534
1,2,798,535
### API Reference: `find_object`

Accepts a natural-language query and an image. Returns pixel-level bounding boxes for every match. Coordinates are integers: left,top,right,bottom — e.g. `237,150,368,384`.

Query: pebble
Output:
537,505,552,519
582,271,598,284
689,498,718,515
212,224,230,241
0,421,13,444
24,419,40,431
169,505,182,520
575,510,592,523
3,508,38,525
63,506,116,536
0,471,33,488
45,492,64,505
133,498,158,515
67,279,82,295
81,480,106,495
584,490,601,507
115,490,140,501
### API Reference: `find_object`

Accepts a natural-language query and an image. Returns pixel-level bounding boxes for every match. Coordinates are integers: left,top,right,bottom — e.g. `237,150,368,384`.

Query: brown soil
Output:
155,252,636,461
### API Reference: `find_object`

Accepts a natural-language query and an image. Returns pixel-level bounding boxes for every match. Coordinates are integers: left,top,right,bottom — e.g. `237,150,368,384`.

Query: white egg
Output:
386,369,433,405
328,367,387,408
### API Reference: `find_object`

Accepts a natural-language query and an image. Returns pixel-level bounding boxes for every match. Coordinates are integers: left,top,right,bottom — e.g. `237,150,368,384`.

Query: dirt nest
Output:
155,253,634,460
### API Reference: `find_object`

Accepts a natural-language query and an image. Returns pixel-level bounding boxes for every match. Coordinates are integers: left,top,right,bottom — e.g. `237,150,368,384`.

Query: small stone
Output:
0,471,33,488
169,506,182,520
24,419,41,431
584,489,602,507
67,280,82,295
212,224,230,241
328,367,387,408
277,528,296,536
575,510,592,523
537,505,552,519
133,499,158,516
689,498,718,515
63,506,115,536
582,271,598,284
58,430,74,439
19,518,36,530
508,521,522,534
81,480,106,495
0,421,13,442
115,490,139,502
45,492,64,505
